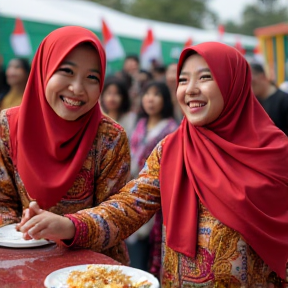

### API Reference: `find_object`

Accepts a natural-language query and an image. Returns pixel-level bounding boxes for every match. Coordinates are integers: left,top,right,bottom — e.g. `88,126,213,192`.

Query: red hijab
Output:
7,26,106,210
160,42,288,278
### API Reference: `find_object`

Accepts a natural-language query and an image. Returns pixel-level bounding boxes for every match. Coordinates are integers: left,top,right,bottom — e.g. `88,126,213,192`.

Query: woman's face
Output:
101,84,122,113
176,54,224,126
45,44,101,121
142,86,164,117
6,59,29,87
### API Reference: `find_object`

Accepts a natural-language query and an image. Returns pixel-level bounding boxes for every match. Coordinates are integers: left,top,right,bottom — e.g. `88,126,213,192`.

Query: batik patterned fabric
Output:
67,138,284,287
0,110,130,264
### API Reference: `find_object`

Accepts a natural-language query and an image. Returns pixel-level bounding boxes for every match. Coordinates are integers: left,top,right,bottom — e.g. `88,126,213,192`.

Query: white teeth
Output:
62,97,82,106
188,102,205,108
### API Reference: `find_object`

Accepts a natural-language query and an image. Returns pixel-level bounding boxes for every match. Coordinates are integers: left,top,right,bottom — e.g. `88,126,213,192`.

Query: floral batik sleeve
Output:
66,139,163,252
0,111,22,227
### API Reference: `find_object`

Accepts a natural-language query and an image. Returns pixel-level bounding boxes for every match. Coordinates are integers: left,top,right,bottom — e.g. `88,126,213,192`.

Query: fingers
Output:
26,223,46,240
16,201,43,231
22,232,33,240
29,201,43,215
20,218,46,240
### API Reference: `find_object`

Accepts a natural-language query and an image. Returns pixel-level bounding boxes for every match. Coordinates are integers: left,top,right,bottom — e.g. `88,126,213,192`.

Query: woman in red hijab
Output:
0,26,131,264
72,42,288,287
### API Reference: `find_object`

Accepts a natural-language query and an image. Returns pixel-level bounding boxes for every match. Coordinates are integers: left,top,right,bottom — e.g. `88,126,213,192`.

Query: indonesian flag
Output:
101,19,125,61
10,18,32,56
140,28,162,70
184,38,193,48
234,37,246,55
218,24,225,42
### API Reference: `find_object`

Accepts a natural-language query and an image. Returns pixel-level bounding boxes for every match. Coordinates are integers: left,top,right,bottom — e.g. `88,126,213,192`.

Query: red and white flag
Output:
218,24,225,42
184,38,193,48
101,19,125,61
140,28,162,70
234,37,246,55
10,18,32,56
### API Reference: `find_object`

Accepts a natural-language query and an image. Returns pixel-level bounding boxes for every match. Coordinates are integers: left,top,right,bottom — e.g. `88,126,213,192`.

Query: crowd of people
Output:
0,25,288,287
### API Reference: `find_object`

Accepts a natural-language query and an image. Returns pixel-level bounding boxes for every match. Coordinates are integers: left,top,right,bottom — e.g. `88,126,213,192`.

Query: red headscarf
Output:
160,42,288,278
7,26,106,210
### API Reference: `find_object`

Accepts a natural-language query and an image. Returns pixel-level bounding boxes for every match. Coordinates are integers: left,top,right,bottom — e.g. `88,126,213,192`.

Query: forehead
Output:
8,59,23,67
167,63,177,72
63,44,98,60
145,85,159,93
181,54,209,71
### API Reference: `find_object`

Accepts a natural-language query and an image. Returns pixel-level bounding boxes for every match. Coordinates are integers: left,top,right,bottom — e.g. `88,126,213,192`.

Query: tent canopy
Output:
0,0,257,47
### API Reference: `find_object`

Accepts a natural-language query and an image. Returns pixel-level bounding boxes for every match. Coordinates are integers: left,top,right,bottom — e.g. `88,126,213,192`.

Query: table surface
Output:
0,243,120,288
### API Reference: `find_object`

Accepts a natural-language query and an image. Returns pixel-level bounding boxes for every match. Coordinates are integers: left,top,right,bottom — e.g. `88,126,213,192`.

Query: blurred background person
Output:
122,54,140,79
151,64,166,81
100,77,137,139
165,62,183,123
126,80,178,273
137,69,153,91
115,54,142,113
250,62,288,135
0,58,30,110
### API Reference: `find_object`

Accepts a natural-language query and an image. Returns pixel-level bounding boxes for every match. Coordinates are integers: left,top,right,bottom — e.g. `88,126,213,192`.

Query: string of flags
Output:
9,18,262,66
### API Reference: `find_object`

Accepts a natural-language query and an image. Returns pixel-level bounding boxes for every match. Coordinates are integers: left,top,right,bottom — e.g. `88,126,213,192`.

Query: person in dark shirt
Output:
250,63,288,135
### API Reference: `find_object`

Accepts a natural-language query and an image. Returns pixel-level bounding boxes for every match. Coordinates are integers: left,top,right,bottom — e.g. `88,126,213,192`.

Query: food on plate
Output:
66,265,152,288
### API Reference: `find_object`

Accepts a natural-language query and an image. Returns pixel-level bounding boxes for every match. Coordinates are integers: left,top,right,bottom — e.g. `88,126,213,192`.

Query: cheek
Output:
156,98,164,110
176,86,185,102
88,86,101,103
211,94,224,118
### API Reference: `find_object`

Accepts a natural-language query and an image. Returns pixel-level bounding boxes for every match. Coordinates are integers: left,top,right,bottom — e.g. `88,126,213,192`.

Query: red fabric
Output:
160,42,288,278
7,26,106,210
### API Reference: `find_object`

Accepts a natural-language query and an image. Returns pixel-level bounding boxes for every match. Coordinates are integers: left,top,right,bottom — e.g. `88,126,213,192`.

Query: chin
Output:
57,113,78,121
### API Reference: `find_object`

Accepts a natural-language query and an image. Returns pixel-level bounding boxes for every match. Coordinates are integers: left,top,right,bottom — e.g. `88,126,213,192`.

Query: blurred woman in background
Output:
0,58,30,110
100,77,137,139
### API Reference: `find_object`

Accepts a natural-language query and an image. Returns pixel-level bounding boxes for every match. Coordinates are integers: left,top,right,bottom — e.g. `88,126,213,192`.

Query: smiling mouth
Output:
187,101,206,108
60,96,84,107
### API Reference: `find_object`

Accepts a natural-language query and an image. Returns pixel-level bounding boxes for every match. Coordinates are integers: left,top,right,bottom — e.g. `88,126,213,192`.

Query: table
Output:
0,243,120,288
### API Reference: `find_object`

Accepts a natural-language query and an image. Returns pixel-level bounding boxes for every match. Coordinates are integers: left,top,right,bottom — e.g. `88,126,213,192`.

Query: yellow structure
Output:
254,23,288,86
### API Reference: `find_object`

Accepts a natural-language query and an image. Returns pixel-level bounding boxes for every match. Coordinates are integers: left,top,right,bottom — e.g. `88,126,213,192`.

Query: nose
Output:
69,78,85,96
186,80,200,96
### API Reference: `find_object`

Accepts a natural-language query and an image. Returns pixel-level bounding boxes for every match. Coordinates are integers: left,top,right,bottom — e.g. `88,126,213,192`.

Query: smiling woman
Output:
45,43,102,121
177,54,224,126
63,42,288,287
0,26,131,265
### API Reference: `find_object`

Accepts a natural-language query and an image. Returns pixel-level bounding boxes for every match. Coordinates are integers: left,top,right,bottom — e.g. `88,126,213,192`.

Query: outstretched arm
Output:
65,141,163,252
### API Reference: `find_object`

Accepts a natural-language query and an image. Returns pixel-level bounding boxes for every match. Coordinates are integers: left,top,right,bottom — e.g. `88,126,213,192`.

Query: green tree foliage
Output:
89,0,217,28
224,0,288,35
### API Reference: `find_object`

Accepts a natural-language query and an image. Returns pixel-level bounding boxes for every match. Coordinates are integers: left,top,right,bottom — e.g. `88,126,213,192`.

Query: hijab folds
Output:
160,42,288,278
7,26,106,210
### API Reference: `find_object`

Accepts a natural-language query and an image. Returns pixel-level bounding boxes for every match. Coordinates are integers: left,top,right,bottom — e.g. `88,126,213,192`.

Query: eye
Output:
58,67,73,75
178,77,187,84
87,74,100,83
200,74,212,80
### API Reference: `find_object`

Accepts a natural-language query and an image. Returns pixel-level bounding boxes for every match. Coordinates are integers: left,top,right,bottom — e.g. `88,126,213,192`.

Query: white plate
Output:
44,264,160,288
0,224,52,248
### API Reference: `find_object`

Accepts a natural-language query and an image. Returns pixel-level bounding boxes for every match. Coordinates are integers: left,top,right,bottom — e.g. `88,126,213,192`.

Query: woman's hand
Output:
16,201,40,239
18,201,75,241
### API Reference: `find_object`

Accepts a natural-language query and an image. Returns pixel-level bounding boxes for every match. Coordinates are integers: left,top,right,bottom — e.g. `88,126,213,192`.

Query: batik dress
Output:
0,111,131,264
74,139,283,288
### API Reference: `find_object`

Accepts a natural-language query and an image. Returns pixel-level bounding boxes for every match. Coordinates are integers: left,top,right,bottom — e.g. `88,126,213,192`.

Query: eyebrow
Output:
180,67,211,75
61,61,101,74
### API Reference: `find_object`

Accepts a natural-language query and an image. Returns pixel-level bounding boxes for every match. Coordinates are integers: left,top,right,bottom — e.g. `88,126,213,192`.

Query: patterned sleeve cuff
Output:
61,214,89,248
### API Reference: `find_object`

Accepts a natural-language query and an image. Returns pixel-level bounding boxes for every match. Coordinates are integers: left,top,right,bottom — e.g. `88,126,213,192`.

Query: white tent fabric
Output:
0,0,257,47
